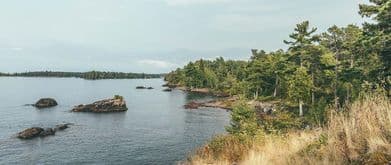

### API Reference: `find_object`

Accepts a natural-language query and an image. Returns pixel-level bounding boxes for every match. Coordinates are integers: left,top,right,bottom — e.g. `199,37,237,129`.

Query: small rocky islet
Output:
17,123,72,139
136,86,154,90
71,96,128,113
34,98,58,108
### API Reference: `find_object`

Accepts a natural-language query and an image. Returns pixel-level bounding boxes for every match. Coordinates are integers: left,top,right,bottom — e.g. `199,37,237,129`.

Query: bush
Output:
258,111,302,133
225,101,262,139
114,95,124,100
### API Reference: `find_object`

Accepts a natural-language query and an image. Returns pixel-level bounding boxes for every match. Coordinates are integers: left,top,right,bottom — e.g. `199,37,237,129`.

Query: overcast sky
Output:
0,0,365,73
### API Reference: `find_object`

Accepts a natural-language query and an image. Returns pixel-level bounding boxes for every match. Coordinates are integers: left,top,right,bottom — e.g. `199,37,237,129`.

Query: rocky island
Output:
34,98,58,108
72,95,128,113
136,86,154,89
17,123,72,139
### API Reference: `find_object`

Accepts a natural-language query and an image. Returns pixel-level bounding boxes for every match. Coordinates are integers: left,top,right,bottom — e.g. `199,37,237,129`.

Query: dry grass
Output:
184,95,391,165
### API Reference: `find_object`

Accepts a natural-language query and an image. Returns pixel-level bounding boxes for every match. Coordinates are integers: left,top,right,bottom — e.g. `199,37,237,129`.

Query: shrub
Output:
114,95,124,100
225,101,262,139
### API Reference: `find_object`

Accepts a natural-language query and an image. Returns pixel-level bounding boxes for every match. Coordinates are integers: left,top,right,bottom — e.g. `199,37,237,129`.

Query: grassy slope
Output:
186,95,391,165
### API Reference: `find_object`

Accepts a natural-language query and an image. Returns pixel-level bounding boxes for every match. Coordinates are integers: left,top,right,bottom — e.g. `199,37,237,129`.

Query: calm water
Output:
0,77,229,165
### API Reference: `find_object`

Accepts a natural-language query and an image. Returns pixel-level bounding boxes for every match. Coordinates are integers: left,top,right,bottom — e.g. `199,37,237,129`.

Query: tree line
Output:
0,71,163,80
165,0,390,123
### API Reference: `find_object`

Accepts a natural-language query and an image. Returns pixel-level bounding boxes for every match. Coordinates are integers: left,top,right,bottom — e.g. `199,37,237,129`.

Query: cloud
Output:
165,0,230,6
137,59,177,68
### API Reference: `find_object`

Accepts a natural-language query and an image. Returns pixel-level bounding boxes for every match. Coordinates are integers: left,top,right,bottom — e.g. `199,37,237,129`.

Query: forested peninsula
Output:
0,71,163,80
166,0,391,164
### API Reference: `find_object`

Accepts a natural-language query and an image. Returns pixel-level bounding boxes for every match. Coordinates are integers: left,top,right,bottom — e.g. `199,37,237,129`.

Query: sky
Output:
0,0,365,73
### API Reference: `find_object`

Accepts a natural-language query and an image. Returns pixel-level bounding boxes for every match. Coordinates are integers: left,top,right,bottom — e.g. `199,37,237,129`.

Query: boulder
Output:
39,128,56,137
72,97,128,113
17,127,44,139
55,123,71,131
253,102,276,114
34,98,58,108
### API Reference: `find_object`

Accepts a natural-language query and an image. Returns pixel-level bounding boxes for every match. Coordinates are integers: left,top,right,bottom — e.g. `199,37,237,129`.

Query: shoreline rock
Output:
17,123,71,139
34,98,58,108
72,96,128,113
184,98,234,110
17,127,44,139
136,86,154,90
184,101,201,109
162,83,178,88
163,88,172,92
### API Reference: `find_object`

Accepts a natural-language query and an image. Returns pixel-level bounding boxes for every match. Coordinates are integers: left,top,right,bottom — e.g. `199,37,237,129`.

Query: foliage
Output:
188,95,391,165
165,3,389,123
225,101,262,139
1,71,162,80
114,95,124,100
258,111,302,133
181,0,391,164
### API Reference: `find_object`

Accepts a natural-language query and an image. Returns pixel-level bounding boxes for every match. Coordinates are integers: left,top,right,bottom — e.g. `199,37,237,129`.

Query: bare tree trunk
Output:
299,100,303,117
273,76,279,97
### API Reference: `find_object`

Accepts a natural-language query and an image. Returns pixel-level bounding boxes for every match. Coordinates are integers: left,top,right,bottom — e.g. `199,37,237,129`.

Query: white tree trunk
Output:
273,77,279,97
299,100,303,117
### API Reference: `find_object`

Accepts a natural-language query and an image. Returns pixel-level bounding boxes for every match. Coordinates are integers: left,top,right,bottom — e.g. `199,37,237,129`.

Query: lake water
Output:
0,77,230,165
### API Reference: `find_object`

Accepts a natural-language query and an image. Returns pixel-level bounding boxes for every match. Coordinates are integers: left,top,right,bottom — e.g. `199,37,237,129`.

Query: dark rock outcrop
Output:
17,127,44,139
34,98,58,108
72,97,128,113
55,123,71,131
162,83,177,88
137,86,154,90
163,88,172,92
17,123,72,140
39,128,56,136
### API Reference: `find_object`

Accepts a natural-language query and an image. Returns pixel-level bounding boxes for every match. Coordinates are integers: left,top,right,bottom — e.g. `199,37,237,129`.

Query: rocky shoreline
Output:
162,83,229,97
184,98,235,110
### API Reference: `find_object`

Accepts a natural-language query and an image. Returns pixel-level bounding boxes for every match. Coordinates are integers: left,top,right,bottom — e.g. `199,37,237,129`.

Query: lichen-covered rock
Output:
72,97,128,113
34,98,58,108
17,124,72,140
17,127,44,139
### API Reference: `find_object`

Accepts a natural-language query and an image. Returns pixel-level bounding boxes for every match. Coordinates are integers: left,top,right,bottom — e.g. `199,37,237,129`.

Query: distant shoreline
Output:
0,71,165,80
